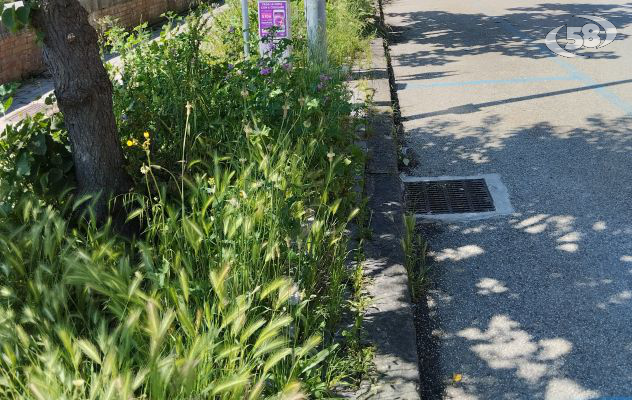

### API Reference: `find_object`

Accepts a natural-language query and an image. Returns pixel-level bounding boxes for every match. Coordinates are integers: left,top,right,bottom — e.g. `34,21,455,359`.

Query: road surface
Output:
384,0,632,398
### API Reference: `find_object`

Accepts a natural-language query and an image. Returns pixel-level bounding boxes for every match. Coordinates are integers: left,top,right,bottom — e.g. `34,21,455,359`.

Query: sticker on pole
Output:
258,1,289,39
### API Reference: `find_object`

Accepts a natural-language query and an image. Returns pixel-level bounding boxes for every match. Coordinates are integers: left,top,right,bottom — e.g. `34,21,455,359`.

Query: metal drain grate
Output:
404,179,495,214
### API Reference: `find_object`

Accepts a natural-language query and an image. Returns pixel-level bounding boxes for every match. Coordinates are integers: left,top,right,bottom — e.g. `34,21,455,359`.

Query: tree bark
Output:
31,0,132,220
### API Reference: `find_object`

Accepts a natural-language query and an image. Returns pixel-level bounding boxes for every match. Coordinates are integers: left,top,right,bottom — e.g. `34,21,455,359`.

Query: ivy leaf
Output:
16,153,32,176
29,134,47,155
15,5,30,26
1,7,16,32
0,97,11,114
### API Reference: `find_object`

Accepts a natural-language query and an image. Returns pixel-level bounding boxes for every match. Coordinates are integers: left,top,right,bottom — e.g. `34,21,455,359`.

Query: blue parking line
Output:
593,398,632,400
498,19,632,115
397,75,575,90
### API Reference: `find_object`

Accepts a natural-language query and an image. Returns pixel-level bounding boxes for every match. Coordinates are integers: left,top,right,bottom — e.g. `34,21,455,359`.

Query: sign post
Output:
257,0,291,57
240,0,251,58
305,0,327,65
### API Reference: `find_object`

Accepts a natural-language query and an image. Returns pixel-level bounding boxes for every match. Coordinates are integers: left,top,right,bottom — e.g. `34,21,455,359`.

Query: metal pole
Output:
305,0,327,66
241,0,251,58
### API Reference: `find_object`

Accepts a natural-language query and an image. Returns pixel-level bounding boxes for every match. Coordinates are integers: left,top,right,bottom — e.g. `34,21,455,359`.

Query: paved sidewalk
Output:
351,38,421,399
384,0,632,398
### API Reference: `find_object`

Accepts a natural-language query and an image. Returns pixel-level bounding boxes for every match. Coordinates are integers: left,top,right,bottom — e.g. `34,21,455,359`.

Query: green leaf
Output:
16,153,31,176
1,8,16,32
15,5,29,25
301,348,331,374
307,98,320,110
1,97,11,114
30,134,47,155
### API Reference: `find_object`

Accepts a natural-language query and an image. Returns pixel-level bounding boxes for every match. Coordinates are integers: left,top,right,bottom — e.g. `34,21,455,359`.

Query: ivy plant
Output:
0,0,32,33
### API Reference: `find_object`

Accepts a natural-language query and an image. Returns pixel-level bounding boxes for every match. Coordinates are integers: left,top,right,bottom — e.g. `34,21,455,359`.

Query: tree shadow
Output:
382,0,632,396
402,78,632,120
408,112,632,398
385,2,632,70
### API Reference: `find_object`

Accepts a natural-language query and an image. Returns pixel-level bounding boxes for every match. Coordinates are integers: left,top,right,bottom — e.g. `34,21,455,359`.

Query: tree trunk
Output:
31,0,132,220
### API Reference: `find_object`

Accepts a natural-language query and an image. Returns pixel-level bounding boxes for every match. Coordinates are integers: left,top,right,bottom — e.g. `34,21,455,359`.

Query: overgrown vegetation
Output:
0,83,19,116
402,215,430,302
0,1,376,398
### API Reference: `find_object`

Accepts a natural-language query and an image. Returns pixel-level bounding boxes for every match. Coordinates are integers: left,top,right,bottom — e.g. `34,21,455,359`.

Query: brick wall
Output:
0,28,44,85
0,0,195,84
88,0,193,29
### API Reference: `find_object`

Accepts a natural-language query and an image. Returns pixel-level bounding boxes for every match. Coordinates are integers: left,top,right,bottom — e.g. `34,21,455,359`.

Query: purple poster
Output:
258,1,289,39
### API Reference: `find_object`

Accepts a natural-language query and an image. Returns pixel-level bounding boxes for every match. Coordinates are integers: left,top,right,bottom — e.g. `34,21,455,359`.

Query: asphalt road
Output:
384,0,632,398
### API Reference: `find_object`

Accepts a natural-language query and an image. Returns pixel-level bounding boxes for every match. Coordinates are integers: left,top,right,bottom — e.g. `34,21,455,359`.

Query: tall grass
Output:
402,215,429,302
208,0,374,67
0,129,360,398
0,2,374,398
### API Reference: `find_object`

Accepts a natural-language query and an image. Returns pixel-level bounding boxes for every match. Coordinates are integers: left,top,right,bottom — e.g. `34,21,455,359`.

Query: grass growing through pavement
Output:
402,215,430,302
0,1,376,398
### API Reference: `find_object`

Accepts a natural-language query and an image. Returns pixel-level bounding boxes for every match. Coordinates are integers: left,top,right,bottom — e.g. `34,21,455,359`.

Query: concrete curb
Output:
359,38,422,399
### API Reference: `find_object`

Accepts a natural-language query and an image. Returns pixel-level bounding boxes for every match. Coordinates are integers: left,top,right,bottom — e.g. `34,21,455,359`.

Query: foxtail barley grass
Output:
0,98,363,399
0,0,375,397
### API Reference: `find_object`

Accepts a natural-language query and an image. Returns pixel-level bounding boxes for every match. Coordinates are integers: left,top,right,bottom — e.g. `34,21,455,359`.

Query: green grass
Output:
0,1,376,398
402,215,430,302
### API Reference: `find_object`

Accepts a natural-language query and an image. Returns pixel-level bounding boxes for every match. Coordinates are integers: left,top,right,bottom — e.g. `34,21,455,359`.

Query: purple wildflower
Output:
260,67,272,76
228,63,234,70
228,26,235,34
317,82,325,91
282,63,291,71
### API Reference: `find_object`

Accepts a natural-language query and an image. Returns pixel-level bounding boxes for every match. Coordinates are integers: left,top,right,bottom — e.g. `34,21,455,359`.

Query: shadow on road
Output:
387,2,632,72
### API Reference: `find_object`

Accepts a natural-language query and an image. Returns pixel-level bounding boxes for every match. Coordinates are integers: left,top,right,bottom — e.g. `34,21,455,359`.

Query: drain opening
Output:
404,179,495,214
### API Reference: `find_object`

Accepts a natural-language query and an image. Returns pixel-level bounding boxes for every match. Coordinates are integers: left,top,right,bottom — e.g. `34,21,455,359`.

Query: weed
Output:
402,214,430,302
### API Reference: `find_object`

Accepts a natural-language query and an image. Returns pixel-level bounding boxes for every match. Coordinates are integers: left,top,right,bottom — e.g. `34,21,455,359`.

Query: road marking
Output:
498,19,632,115
397,75,576,90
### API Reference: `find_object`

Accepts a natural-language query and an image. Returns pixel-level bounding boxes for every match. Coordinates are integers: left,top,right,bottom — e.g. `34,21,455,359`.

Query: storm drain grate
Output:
404,179,495,214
